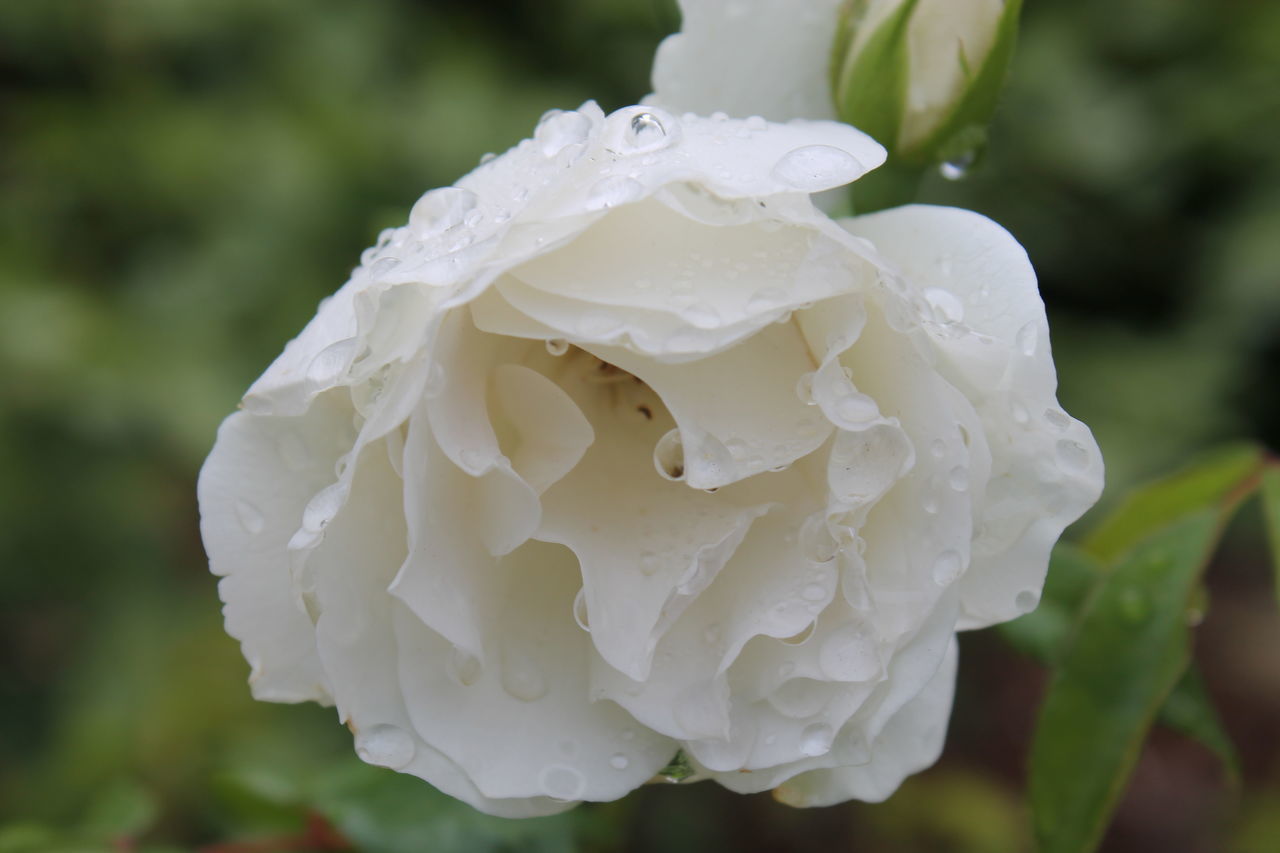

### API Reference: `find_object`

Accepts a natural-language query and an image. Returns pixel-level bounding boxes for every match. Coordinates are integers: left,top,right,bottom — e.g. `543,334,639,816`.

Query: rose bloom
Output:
198,102,1101,816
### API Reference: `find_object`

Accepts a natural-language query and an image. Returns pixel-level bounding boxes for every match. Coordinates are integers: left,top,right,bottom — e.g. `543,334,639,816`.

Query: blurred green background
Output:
1,1,1278,851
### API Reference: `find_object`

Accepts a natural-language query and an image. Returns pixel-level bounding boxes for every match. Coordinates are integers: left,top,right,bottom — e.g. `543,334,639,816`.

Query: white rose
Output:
198,102,1101,817
653,0,1013,155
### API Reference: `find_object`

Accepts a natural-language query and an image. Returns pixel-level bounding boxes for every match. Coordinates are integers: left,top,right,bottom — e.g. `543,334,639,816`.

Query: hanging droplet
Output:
939,149,977,181
772,145,863,192
545,338,570,357
653,429,686,481
355,723,416,770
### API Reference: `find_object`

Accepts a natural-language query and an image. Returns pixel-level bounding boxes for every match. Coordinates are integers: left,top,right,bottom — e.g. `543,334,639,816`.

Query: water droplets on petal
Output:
799,722,835,757
1016,322,1039,356
539,765,587,801
409,187,480,236
306,338,361,387
818,623,880,682
447,645,482,686
355,724,416,770
586,176,644,211
625,111,672,152
932,549,964,586
772,145,863,192
1056,439,1091,472
536,109,592,158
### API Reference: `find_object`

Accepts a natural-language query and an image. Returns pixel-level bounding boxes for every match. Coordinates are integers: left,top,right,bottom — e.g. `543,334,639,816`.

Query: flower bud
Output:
831,0,1021,167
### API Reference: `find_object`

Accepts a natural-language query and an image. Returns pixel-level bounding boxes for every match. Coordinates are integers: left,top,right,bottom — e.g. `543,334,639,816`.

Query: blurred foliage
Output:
1,0,1278,851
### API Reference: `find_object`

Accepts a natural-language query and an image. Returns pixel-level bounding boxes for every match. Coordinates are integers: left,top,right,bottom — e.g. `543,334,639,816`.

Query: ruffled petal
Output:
393,539,678,802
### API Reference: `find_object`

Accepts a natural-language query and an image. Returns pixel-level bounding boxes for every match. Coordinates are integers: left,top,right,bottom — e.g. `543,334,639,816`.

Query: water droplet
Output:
625,111,669,151
460,449,488,472
929,439,947,459
948,466,969,492
306,338,360,387
818,623,879,681
234,500,265,535
939,150,977,181
355,724,416,769
801,583,827,602
501,654,547,703
1016,590,1041,614
924,288,965,324
834,392,878,424
799,722,835,757
545,338,569,357
932,550,964,586
409,187,479,235
573,588,590,632
745,115,768,132
1044,408,1071,431
680,302,721,329
1056,439,1091,472
772,145,863,192
539,765,586,801
799,515,839,564
795,371,816,405
535,109,592,158
1016,322,1039,357
653,429,686,481
639,552,660,576
302,483,346,533
922,492,939,514
586,175,644,210
609,753,631,770
444,648,483,690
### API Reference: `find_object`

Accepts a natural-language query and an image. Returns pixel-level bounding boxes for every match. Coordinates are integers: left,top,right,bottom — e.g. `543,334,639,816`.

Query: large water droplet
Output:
536,109,592,158
609,752,630,770
625,112,670,152
798,515,839,564
834,392,879,425
818,623,879,681
799,722,835,757
939,150,977,181
932,549,964,586
306,338,360,387
302,483,346,533
948,466,969,492
586,176,644,210
355,723,416,770
409,187,480,235
501,652,547,703
539,765,587,801
772,145,862,192
447,645,482,686
234,500,265,535
653,429,686,481
1056,439,1091,472
924,288,965,324
572,588,591,632
1016,322,1039,357
545,338,569,357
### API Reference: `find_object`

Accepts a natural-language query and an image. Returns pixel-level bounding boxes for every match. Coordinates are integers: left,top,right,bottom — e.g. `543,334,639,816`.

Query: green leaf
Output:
1084,444,1265,564
1263,467,1280,611
1029,511,1221,853
1160,667,1240,785
308,764,583,853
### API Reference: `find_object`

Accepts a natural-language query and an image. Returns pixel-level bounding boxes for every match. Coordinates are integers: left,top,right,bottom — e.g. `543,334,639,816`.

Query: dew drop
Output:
573,588,591,632
799,722,835,757
302,483,345,533
653,429,686,481
923,288,965,324
1056,439,1091,472
355,723,416,770
539,765,587,801
639,551,660,576
939,150,977,181
1044,408,1071,431
625,111,670,151
409,187,479,235
948,466,969,492
306,338,360,386
799,515,839,564
929,438,946,459
422,362,447,399
545,337,570,357
922,493,939,514
772,145,862,192
447,646,482,686
586,175,644,210
834,392,879,424
501,654,547,703
535,109,592,158
1016,322,1039,357
795,371,816,405
932,549,964,586
1011,399,1030,425
460,449,488,472
609,753,631,770
680,302,722,329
